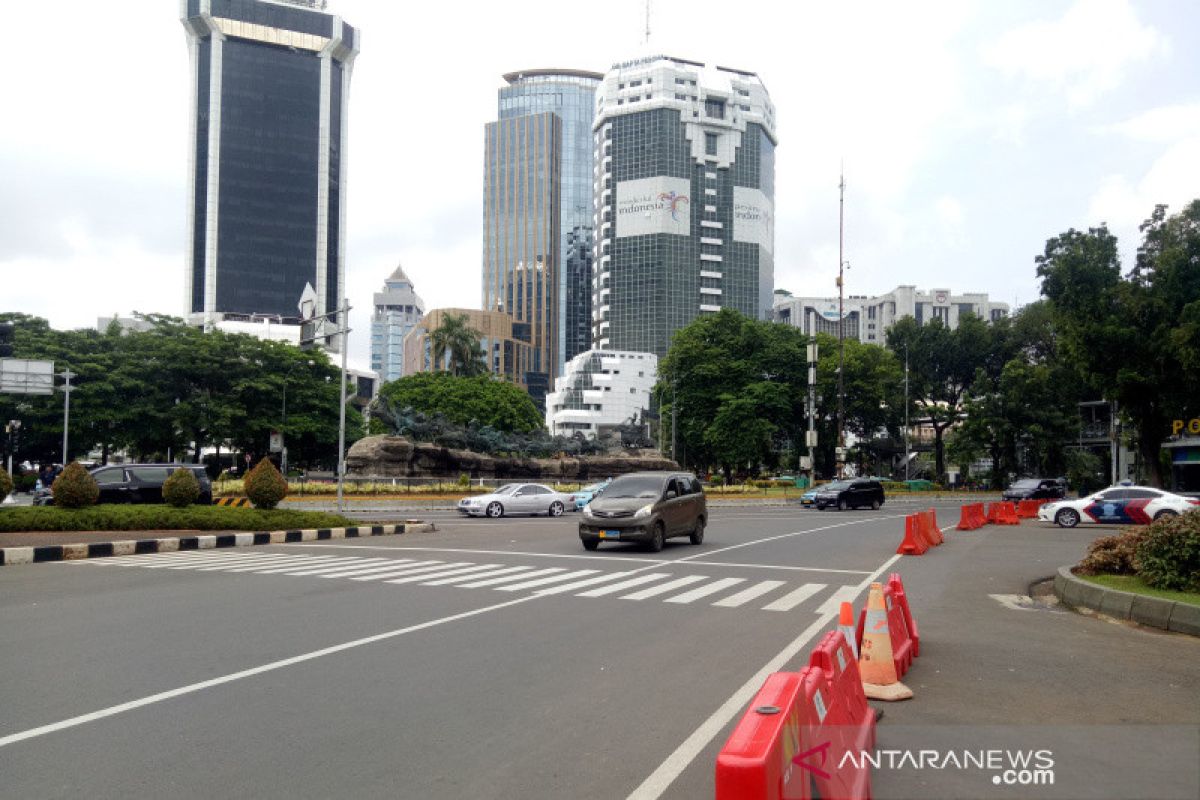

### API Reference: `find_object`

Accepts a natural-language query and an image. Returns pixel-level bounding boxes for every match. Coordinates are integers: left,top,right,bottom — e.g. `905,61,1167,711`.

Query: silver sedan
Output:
457,483,576,518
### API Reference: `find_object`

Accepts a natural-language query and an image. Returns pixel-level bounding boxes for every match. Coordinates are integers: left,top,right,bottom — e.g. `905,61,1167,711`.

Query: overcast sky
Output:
4,0,1198,369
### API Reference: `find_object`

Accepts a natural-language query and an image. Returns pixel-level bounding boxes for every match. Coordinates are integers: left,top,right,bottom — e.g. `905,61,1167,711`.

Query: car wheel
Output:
838,499,848,512
647,522,666,553
486,502,504,518
870,499,880,510
582,538,600,551
1153,510,1178,521
689,517,705,545
1055,508,1080,528
549,501,564,517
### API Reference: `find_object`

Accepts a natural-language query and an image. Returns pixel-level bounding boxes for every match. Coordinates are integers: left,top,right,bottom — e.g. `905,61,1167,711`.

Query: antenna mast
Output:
644,0,651,44
837,168,846,478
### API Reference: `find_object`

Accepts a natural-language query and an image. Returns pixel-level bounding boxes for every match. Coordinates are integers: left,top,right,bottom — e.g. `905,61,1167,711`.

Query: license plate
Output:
599,530,621,539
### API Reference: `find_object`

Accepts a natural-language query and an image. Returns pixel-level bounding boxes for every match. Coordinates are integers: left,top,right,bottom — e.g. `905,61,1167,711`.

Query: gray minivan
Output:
578,471,707,552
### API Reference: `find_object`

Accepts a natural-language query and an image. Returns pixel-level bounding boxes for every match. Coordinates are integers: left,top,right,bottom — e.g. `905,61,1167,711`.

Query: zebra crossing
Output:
75,550,851,614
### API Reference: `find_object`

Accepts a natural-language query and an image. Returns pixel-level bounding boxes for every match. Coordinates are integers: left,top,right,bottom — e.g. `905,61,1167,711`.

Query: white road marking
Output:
384,564,501,585
494,569,600,592
230,556,349,574
0,595,541,750
816,584,863,616
532,571,641,595
761,583,827,612
456,567,566,588
315,560,419,579
575,573,674,597
421,565,536,586
625,552,903,800
350,562,461,582
664,578,746,604
711,580,787,608
620,576,708,601
989,593,1037,612
189,554,304,570
274,558,392,577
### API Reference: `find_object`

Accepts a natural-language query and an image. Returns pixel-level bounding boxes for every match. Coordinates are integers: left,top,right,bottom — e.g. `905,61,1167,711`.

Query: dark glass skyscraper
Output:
592,56,777,359
181,0,358,341
483,69,602,406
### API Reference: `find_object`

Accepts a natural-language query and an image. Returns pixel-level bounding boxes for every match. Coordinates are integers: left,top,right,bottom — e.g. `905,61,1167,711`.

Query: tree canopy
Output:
376,372,543,434
429,313,486,377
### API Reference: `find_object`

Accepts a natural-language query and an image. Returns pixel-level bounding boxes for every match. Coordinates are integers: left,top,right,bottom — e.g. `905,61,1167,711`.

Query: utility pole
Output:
904,343,910,481
836,170,846,478
671,378,678,465
806,342,818,480
59,368,75,464
337,299,350,515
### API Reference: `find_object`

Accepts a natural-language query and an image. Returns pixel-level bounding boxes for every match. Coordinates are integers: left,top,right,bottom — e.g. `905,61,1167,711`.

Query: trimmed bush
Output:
1135,510,1200,592
51,462,100,508
244,457,288,510
162,467,201,508
1077,529,1147,576
0,470,12,503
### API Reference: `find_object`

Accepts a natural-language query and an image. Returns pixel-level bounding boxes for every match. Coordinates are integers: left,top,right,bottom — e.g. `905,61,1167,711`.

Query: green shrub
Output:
1077,529,1147,575
244,457,288,510
51,462,99,508
162,467,201,507
1135,510,1200,592
0,470,12,503
457,472,470,488
0,505,355,533
709,475,725,487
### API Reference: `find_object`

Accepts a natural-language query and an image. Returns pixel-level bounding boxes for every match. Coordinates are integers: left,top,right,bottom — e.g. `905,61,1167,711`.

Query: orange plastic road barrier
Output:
918,509,944,546
715,671,812,799
887,573,919,658
896,514,928,555
857,582,913,701
987,501,1021,525
1016,499,1043,518
956,503,986,530
807,631,876,797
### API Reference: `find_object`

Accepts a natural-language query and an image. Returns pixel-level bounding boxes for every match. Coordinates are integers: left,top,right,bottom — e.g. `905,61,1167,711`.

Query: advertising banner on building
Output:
616,177,691,238
733,187,774,254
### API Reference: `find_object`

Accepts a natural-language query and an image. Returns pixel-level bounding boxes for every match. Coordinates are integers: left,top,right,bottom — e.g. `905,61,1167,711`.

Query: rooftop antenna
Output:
836,164,847,478
644,0,651,45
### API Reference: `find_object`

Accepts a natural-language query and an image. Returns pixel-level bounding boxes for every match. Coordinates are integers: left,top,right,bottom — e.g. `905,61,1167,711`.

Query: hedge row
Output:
0,505,354,533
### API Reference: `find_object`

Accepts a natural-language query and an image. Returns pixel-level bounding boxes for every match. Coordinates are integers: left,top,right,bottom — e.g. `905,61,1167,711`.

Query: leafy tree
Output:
1036,200,1200,487
429,313,486,377
376,372,542,434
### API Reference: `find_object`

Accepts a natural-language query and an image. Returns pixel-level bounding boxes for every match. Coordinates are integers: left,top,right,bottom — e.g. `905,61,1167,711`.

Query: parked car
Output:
814,478,885,511
1002,477,1067,502
573,479,611,511
33,464,212,506
1038,485,1199,528
456,483,575,518
579,471,706,552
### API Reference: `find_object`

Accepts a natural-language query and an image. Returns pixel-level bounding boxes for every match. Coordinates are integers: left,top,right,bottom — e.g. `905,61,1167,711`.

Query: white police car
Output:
1038,485,1199,528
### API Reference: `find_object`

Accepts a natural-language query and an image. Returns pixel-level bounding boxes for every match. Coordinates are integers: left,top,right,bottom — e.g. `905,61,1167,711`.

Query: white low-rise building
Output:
546,349,657,439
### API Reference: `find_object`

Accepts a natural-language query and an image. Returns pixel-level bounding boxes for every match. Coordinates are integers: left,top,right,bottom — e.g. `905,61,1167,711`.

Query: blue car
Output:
573,480,611,511
800,488,819,507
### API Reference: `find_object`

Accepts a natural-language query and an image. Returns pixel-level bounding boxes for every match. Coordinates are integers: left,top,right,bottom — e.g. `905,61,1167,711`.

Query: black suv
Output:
579,472,707,552
814,478,885,511
34,464,213,506
1002,478,1066,502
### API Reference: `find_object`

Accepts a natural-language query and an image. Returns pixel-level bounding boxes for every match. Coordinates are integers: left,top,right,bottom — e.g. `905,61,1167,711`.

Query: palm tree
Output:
430,313,487,376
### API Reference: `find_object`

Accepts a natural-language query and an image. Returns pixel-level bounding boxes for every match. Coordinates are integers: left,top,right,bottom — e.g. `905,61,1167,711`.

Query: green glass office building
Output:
592,56,776,358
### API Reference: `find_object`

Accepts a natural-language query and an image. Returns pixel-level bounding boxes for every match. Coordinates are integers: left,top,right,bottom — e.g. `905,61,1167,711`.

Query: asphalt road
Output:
2,502,1197,799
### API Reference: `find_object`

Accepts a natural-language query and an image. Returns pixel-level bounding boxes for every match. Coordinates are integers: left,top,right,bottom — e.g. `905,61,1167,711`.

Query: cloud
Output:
1103,103,1200,143
982,0,1167,108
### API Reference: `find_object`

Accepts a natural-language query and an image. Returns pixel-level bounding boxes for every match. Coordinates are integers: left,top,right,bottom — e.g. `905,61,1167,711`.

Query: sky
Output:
3,0,1198,370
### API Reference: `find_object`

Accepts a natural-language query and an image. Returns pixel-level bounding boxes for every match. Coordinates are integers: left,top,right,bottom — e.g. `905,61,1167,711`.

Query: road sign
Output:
0,359,55,395
269,431,284,453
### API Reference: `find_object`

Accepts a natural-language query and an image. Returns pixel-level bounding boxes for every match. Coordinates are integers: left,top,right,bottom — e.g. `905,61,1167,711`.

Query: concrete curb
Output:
1053,566,1200,636
0,522,437,567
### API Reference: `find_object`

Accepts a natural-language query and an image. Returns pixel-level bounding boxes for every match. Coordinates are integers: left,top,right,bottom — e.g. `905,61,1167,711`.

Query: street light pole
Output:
904,343,910,481
59,368,75,465
836,170,846,478
337,299,350,515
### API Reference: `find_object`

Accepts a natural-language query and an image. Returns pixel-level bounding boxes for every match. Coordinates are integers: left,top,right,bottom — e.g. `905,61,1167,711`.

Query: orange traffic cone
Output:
859,582,913,701
839,601,859,659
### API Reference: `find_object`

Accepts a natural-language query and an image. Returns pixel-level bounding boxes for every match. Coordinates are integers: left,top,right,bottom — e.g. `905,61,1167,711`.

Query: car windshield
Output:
493,484,520,496
824,481,851,491
603,476,666,499
1011,479,1041,489
582,482,607,493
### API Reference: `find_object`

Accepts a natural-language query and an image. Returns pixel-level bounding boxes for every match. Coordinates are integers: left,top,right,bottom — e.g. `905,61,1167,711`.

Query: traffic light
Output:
0,322,12,358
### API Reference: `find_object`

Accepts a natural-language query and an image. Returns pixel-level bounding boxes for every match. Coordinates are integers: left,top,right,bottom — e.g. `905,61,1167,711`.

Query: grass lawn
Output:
0,504,355,533
1078,573,1200,607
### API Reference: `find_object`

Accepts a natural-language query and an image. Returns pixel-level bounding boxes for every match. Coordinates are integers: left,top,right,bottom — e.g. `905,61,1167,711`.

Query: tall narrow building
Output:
370,264,425,383
482,68,603,409
592,56,777,358
180,0,358,345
